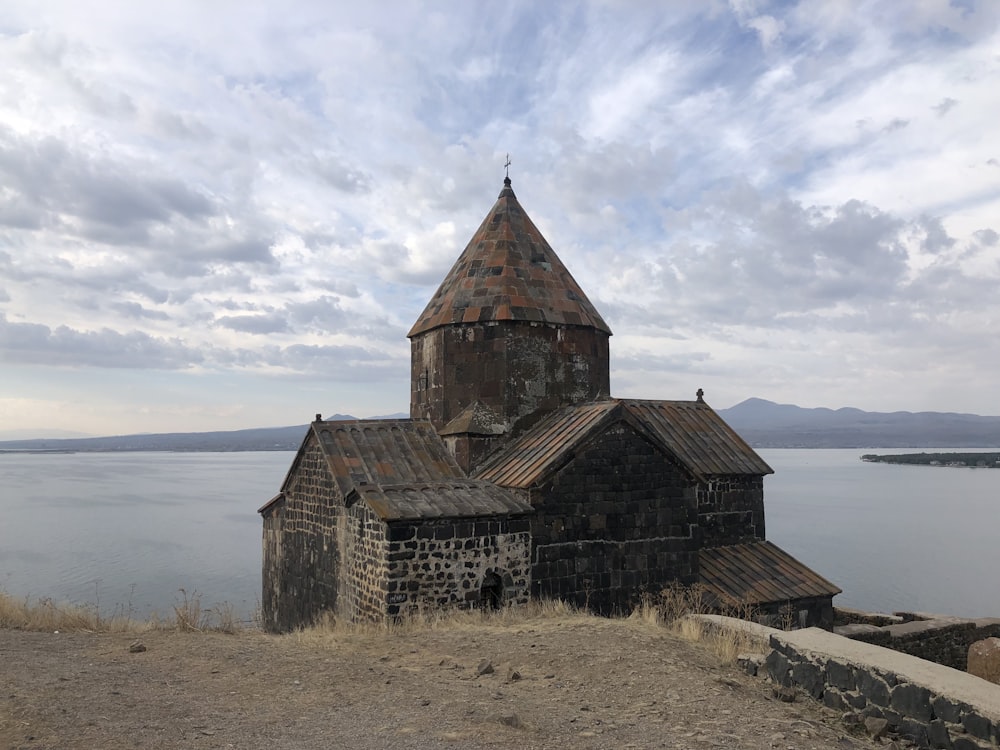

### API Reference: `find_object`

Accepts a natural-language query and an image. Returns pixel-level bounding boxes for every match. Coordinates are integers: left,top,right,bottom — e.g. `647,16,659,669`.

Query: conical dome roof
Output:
408,178,612,338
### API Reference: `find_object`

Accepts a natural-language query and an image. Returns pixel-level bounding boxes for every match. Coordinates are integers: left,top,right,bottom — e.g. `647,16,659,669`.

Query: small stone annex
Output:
259,175,841,632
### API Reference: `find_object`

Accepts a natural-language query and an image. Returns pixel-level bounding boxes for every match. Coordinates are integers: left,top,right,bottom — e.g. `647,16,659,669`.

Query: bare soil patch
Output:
1,612,878,749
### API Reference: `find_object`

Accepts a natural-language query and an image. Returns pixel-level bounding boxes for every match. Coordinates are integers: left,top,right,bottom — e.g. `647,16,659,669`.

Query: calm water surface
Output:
0,448,996,619
0,452,291,620
761,448,999,617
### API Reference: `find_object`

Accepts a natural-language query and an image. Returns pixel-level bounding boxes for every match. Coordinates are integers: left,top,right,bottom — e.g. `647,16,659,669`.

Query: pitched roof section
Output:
699,541,842,606
475,399,772,489
297,418,529,521
352,480,532,521
476,401,621,488
620,400,773,477
313,419,465,500
408,178,612,337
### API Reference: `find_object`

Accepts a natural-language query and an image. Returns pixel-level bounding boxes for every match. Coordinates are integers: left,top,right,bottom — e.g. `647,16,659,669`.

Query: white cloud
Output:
0,0,998,435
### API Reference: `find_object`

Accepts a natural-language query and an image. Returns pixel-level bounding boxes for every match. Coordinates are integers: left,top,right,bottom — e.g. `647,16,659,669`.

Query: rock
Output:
772,686,797,703
968,637,1000,684
498,712,522,729
863,716,889,739
506,667,521,682
128,640,146,653
737,652,764,676
476,659,494,676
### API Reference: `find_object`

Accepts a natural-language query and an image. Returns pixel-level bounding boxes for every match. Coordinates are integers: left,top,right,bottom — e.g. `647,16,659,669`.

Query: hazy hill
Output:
0,413,407,453
716,398,1000,448
3,402,998,452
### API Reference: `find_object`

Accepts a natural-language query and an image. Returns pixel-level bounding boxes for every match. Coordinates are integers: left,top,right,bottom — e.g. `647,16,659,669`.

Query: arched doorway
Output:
480,570,503,610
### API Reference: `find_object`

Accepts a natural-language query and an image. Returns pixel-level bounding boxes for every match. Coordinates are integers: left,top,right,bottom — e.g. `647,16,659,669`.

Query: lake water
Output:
0,448,996,620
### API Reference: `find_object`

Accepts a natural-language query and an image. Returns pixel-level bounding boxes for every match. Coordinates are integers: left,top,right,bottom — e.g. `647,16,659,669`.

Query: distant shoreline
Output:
861,451,1000,468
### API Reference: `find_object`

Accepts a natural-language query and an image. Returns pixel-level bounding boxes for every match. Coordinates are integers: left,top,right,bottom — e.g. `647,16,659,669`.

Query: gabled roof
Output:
699,541,842,606
475,399,772,489
351,480,531,521
312,419,464,499
475,401,621,487
620,400,773,477
270,418,529,521
408,178,612,337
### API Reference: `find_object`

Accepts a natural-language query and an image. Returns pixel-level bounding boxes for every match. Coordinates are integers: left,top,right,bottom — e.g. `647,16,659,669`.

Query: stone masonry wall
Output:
838,616,1000,672
410,321,610,438
384,517,531,616
696,475,765,547
763,625,1000,750
261,434,343,632
339,500,389,621
529,422,699,614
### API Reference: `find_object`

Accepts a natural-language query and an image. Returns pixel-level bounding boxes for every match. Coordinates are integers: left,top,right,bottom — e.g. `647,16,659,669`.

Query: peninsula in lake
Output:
861,452,1000,467
2,399,999,452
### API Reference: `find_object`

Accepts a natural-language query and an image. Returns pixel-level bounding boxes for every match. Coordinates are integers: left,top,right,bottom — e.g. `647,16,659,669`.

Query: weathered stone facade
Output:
384,518,531,616
410,320,610,445
697,476,765,547
260,423,533,630
524,423,699,613
260,176,839,632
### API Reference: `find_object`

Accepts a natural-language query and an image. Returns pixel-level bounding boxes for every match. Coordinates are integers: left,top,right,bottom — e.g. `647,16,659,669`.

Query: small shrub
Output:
172,589,207,632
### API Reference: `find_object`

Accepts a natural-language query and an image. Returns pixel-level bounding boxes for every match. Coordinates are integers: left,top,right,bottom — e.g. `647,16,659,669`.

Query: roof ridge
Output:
408,180,611,337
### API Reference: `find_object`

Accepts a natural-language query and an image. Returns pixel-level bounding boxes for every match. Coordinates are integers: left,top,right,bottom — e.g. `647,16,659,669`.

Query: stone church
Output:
259,176,840,632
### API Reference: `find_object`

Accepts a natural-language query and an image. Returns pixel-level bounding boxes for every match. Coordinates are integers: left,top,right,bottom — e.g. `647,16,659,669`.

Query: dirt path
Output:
1,613,878,749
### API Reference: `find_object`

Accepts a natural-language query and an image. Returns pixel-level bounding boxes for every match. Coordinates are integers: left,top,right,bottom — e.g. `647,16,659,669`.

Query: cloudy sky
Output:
1,1,998,438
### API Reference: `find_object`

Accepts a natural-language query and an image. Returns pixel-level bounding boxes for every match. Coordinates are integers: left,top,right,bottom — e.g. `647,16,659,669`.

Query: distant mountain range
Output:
0,413,406,453
2,400,998,452
715,398,1000,448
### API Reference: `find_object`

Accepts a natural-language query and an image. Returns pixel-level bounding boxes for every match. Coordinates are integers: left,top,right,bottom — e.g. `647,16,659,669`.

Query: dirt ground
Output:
1,612,882,750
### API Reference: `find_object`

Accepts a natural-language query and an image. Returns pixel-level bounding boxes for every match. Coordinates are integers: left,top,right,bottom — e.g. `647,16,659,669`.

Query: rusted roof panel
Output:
315,419,465,499
408,179,612,337
621,400,773,477
477,398,770,488
312,418,527,520
358,480,533,521
475,401,620,488
258,491,284,515
699,541,841,607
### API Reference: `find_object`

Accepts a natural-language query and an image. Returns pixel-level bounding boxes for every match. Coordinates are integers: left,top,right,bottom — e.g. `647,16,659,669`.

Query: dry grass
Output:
0,588,245,634
631,582,767,663
294,597,585,646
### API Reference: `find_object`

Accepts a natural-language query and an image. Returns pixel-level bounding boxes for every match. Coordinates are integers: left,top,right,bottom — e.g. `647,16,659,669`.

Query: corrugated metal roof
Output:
356,480,532,521
699,541,841,606
408,178,612,337
476,398,771,488
302,418,527,521
621,400,773,477
476,401,620,487
315,419,465,499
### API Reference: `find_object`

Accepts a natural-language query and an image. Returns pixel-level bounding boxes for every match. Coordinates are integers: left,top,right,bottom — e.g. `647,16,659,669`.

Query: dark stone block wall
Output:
339,500,390,621
527,422,699,614
384,517,531,616
697,476,765,547
410,321,610,438
262,433,531,629
261,435,344,632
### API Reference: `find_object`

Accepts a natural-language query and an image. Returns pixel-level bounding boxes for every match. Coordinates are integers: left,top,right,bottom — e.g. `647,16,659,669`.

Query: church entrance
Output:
480,570,503,610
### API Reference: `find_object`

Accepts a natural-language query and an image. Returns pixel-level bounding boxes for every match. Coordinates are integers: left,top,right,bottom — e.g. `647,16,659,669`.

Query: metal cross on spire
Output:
504,153,511,179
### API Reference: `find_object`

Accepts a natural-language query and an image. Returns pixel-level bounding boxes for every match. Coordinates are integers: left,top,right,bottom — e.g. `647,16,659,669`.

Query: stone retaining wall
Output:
836,611,1000,671
692,616,1000,750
